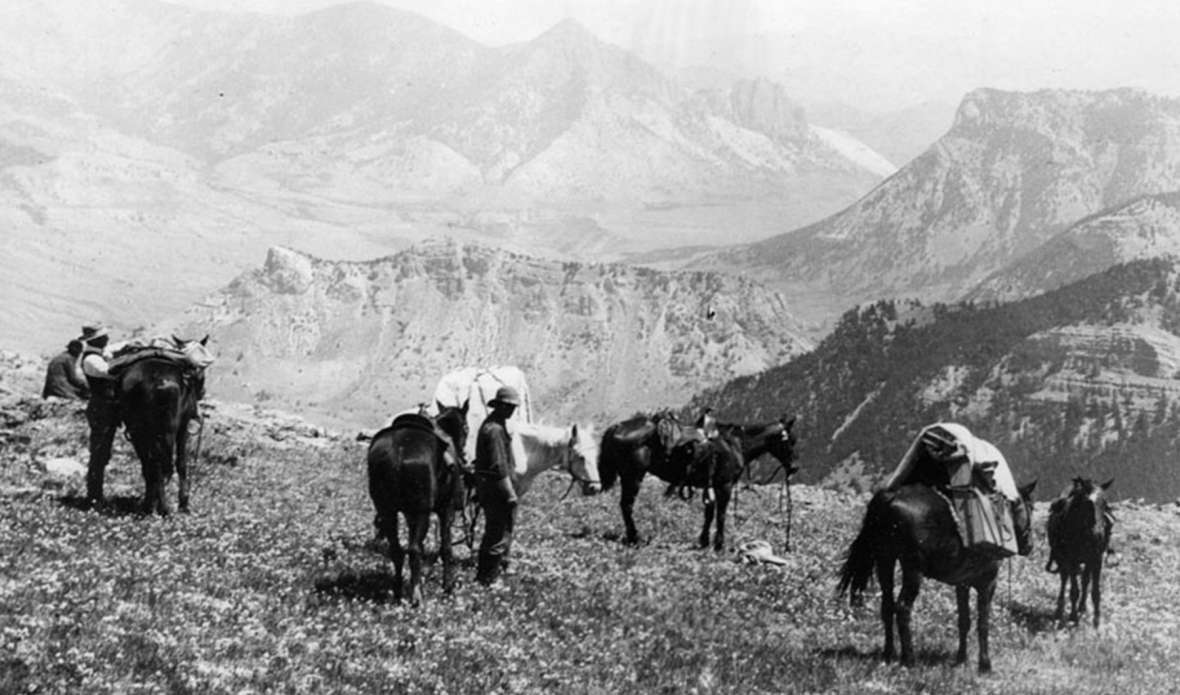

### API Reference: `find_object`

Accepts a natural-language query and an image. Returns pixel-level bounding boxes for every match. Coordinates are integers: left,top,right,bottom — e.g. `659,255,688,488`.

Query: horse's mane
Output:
515,421,570,447
516,421,598,447
717,420,777,437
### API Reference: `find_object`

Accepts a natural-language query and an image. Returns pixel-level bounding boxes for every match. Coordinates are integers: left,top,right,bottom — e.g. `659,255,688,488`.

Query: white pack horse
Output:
453,420,601,549
433,366,532,466
512,421,602,497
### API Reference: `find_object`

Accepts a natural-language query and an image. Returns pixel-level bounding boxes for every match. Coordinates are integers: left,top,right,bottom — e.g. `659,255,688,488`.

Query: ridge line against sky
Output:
106,0,1180,112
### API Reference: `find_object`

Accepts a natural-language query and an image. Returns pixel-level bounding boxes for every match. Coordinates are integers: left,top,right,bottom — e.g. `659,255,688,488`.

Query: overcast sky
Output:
172,0,1180,112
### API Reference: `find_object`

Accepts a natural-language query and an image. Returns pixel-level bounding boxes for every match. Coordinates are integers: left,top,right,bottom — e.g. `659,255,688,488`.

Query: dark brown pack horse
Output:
115,345,207,515
837,481,1036,672
598,413,796,547
367,402,468,605
1046,477,1113,627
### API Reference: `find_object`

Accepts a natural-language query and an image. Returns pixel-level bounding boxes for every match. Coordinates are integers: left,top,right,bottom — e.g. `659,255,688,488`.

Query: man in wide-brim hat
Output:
473,385,522,586
79,324,119,503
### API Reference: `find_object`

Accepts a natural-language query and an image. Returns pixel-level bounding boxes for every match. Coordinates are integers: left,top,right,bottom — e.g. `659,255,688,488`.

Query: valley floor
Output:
1,392,1179,694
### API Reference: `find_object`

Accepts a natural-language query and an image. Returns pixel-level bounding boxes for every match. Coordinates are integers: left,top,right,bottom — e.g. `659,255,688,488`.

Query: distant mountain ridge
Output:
0,0,890,353
968,191,1180,302
690,257,1180,502
166,240,814,427
688,88,1180,331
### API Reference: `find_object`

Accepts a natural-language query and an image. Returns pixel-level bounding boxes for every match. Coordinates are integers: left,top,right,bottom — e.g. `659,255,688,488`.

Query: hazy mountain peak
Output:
950,87,1180,138
687,86,1180,331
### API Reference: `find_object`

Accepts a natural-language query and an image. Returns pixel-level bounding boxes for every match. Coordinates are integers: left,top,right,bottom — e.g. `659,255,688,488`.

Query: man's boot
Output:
476,553,500,585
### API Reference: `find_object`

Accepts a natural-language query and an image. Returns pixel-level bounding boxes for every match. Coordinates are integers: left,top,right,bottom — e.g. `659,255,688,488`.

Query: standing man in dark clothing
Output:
79,326,119,504
42,339,89,399
474,385,521,586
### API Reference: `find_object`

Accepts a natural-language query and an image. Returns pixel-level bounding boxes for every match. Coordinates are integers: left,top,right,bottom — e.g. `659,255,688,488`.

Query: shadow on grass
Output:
816,644,959,668
58,494,146,517
313,570,401,603
1009,599,1059,634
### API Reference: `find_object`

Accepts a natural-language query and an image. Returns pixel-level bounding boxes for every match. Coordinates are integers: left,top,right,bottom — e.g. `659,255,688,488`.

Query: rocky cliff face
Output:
691,88,1180,331
168,241,813,428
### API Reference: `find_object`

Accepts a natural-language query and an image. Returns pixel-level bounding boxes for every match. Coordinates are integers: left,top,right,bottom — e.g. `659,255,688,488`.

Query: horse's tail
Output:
367,430,436,526
836,490,889,606
598,426,619,492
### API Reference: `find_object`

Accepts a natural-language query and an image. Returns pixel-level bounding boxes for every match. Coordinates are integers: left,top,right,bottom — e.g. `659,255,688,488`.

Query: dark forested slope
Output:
692,258,1180,502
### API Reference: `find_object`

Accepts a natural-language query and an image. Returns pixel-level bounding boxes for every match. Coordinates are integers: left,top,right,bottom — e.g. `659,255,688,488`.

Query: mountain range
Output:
0,0,891,354
686,88,1180,332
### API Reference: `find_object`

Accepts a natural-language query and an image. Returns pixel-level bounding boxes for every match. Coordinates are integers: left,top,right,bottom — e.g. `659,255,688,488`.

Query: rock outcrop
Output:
168,240,813,427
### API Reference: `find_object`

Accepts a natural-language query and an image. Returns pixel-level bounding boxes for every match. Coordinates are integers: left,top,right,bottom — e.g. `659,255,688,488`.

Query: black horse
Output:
837,481,1037,672
1047,477,1114,628
597,412,690,545
598,413,797,546
115,351,207,515
367,402,468,605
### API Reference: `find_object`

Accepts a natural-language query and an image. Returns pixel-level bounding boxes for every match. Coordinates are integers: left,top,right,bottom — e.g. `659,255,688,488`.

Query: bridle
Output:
557,429,600,501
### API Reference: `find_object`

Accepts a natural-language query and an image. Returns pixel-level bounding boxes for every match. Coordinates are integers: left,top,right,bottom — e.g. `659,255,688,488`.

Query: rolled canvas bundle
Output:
887,423,1019,557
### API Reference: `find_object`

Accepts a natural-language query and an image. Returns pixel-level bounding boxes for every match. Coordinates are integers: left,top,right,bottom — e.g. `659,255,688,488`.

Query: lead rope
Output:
782,468,793,552
1007,556,1013,605
191,406,205,470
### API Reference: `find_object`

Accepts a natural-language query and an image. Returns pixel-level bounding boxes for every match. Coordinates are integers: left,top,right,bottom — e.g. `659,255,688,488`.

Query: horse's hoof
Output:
978,660,992,674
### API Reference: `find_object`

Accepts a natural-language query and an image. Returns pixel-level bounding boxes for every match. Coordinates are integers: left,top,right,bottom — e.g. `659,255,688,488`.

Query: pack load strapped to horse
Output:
432,366,531,467
885,423,1020,558
105,335,215,514
109,335,217,375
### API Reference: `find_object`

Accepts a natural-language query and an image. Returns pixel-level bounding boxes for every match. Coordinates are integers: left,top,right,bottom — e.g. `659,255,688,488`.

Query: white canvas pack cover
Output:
432,366,531,471
885,422,1019,501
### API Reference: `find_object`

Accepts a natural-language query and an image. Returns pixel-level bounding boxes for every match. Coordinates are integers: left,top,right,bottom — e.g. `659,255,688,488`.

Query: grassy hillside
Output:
692,258,1180,502
2,385,1178,693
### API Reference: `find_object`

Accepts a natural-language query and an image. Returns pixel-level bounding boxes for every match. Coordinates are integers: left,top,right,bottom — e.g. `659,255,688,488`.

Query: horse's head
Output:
1065,477,1114,539
567,423,601,495
764,414,798,470
1012,479,1038,556
434,400,470,465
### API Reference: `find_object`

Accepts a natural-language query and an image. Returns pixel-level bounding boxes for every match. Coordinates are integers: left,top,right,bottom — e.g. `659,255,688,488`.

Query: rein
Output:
557,430,598,501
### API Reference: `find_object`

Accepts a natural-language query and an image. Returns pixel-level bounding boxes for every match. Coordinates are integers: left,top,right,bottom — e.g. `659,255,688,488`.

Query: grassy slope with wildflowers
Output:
2,363,1179,694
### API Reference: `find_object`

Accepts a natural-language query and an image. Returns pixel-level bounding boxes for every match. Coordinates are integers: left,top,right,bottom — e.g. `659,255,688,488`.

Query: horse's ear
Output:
571,423,579,441
460,399,469,415
171,334,182,346
200,334,209,346
1018,479,1038,498
1100,478,1114,490
782,415,796,431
